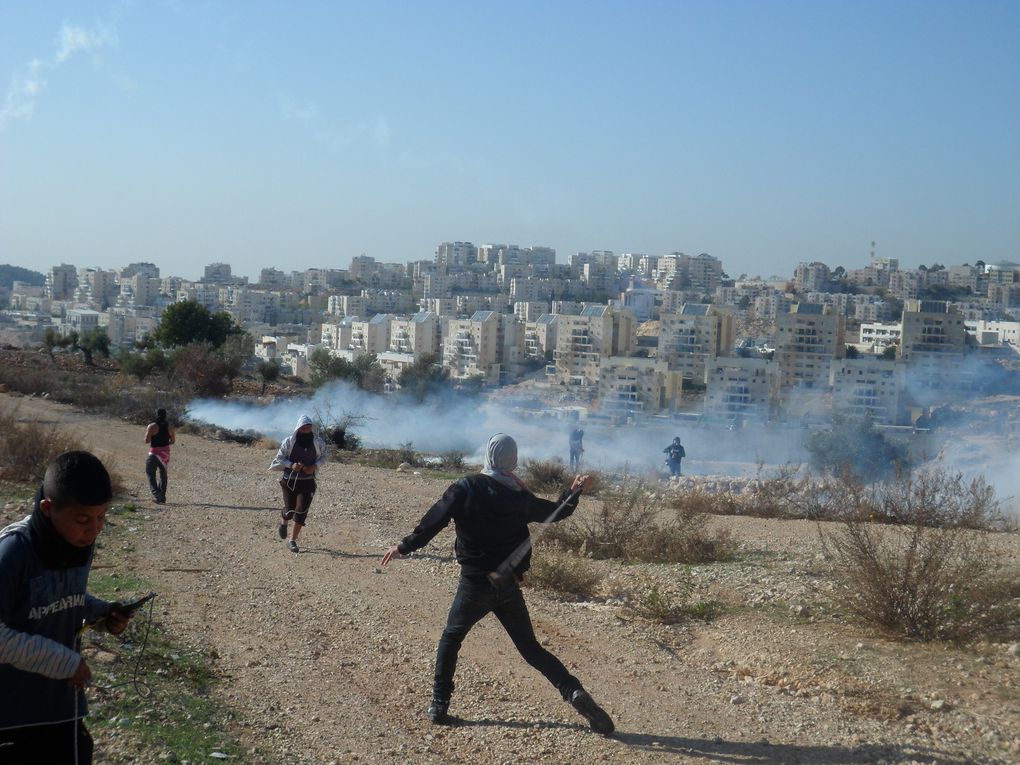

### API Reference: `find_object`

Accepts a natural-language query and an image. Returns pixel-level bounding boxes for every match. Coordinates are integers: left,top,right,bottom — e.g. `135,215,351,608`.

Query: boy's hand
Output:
381,545,404,566
292,462,303,472
302,464,316,475
105,609,131,635
69,658,91,690
570,474,591,493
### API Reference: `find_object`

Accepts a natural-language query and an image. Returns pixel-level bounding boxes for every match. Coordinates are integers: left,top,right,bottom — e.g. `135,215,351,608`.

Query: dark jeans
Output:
569,448,582,470
280,478,316,525
433,573,581,702
0,720,93,764
667,459,682,477
145,454,167,500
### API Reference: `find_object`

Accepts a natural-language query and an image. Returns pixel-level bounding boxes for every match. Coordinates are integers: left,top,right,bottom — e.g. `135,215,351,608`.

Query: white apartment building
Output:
830,358,905,425
598,357,682,418
524,314,557,364
859,322,902,351
703,358,779,424
774,303,846,390
442,310,502,383
658,304,735,385
514,301,549,322
388,312,440,356
349,314,392,355
550,305,636,386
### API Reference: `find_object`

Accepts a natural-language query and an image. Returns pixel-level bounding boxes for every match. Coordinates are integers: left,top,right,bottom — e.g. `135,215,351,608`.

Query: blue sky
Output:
1,0,1017,281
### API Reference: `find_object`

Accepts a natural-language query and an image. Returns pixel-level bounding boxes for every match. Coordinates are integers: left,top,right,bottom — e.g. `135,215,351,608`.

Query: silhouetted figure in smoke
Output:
568,427,584,470
329,427,347,450
664,436,685,477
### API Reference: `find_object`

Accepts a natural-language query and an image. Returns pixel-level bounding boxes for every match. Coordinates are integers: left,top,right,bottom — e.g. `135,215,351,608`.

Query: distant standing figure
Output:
144,409,176,504
270,414,328,554
663,436,685,477
569,427,584,470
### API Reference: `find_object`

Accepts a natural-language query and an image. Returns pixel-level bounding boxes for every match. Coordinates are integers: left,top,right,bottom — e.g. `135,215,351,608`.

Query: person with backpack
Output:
269,414,328,553
144,408,176,504
664,436,686,477
380,433,614,735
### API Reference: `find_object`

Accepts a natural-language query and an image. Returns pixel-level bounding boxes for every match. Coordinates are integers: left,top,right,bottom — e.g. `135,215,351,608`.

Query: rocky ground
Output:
2,393,1018,765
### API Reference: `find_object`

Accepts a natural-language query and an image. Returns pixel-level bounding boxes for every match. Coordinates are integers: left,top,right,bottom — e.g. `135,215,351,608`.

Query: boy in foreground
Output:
0,451,133,764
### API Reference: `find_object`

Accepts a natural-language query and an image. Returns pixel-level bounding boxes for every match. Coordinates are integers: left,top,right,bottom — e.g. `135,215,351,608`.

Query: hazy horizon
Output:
2,1,1017,282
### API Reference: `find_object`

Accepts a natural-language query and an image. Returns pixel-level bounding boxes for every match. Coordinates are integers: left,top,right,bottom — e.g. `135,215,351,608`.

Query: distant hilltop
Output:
0,264,45,291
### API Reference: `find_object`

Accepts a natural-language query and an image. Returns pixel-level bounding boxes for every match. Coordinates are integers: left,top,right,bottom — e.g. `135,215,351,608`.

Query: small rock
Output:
930,699,946,711
1008,643,1019,657
729,694,744,705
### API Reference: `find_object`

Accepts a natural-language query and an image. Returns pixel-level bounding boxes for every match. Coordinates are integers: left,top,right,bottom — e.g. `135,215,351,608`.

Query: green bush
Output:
525,545,602,601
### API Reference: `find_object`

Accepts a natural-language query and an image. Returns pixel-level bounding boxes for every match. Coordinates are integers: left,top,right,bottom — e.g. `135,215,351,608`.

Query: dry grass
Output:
520,458,570,494
547,476,735,565
0,407,126,497
610,571,720,625
525,544,603,601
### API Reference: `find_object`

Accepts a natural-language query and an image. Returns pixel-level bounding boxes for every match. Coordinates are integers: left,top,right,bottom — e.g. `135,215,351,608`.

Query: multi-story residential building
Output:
830,358,905,424
120,263,160,280
47,264,78,300
620,287,659,321
658,304,735,384
320,315,357,351
754,291,794,321
899,300,967,361
442,310,503,383
550,305,636,386
774,303,846,389
598,357,682,419
116,274,163,308
62,308,101,336
349,314,392,355
388,312,440,356
73,269,119,308
793,262,831,292
988,283,1020,309
259,268,289,290
419,297,458,316
947,265,983,294
887,270,923,300
969,319,1020,346
514,301,549,322
203,263,233,283
524,314,557,365
859,321,902,351
362,289,415,315
435,241,478,267
855,298,896,322
898,299,969,396
703,357,779,424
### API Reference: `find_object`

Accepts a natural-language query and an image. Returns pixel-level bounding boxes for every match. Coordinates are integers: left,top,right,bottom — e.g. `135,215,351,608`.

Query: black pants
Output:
0,720,93,764
145,454,167,500
433,573,581,703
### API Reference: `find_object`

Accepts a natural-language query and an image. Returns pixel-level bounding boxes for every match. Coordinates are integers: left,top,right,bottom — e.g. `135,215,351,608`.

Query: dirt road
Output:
3,394,1017,764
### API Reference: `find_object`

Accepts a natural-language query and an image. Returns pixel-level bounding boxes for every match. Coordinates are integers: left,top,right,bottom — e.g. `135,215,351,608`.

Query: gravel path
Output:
2,394,1018,764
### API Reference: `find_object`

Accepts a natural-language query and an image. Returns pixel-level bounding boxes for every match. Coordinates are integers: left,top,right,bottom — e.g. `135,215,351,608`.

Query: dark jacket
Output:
397,474,579,578
0,499,111,730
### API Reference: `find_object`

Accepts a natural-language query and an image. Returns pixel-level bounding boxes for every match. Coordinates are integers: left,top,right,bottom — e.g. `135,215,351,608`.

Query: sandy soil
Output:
2,393,1018,765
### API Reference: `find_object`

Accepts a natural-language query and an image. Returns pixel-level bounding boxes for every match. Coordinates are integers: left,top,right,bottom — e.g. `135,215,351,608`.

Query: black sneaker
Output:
277,523,287,540
288,539,299,553
569,689,614,735
426,699,450,724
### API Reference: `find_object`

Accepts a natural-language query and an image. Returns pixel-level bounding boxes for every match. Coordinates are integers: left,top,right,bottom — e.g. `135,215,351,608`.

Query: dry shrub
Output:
547,477,734,564
0,408,86,484
612,572,720,625
820,469,1019,642
521,458,569,495
525,545,602,601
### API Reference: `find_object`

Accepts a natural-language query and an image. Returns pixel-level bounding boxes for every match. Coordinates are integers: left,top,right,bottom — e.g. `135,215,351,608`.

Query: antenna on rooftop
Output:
870,240,876,260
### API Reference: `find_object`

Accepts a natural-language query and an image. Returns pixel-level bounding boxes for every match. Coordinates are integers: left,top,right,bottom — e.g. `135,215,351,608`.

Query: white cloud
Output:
278,93,391,155
0,21,118,131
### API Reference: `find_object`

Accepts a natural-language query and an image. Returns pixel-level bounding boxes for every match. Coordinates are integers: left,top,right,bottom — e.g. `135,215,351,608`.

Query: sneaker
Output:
426,698,449,724
277,523,287,540
288,539,299,553
569,689,614,735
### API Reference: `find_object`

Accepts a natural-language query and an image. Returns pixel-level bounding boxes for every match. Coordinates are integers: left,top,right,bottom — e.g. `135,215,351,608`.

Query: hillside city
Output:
2,244,1019,427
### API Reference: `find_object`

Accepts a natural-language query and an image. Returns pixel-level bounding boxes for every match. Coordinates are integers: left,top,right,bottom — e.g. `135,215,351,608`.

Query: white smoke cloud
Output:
0,21,118,131
185,381,807,478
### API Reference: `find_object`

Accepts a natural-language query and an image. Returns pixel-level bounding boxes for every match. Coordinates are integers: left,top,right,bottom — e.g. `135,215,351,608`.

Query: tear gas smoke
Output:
186,381,806,476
